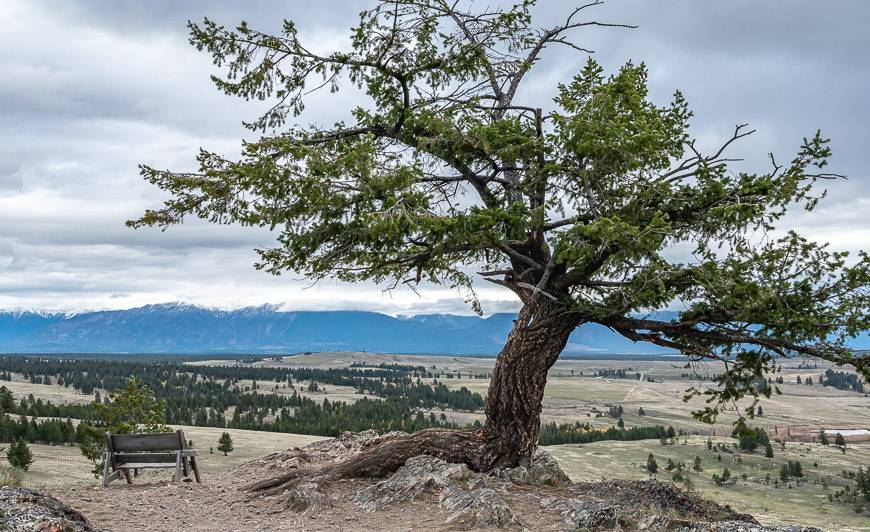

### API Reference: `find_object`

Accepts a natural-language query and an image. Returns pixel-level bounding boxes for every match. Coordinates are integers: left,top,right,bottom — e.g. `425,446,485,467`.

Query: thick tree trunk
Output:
478,303,581,469
248,303,580,493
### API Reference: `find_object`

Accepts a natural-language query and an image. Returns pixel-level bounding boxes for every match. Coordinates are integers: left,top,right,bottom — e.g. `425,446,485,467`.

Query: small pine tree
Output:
638,407,645,416
646,453,658,474
713,467,732,485
217,432,234,456
765,442,774,459
706,438,713,450
834,433,847,452
209,446,214,454
7,440,34,471
617,417,625,429
757,405,764,416
820,429,829,445
789,460,804,478
693,455,703,471
666,458,676,471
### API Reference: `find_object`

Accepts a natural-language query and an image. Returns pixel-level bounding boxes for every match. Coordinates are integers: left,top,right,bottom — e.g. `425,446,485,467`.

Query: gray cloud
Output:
1,0,868,314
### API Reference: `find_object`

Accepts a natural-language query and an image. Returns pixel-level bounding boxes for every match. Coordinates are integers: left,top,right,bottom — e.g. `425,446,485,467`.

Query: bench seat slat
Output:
118,463,179,469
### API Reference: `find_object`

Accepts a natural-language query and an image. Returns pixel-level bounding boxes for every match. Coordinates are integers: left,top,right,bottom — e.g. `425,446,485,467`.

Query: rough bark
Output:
248,303,580,493
478,303,582,469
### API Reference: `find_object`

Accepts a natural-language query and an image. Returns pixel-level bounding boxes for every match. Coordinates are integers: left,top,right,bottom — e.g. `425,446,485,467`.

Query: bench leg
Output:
190,456,202,483
173,451,183,483
101,453,111,488
123,469,133,484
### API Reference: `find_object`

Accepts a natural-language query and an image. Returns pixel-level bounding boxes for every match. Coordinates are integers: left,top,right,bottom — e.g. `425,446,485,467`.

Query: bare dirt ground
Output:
49,469,551,531
48,433,768,532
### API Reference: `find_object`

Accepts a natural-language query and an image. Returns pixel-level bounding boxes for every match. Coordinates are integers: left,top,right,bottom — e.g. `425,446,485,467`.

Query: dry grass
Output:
1,376,96,405
0,465,23,487
548,436,870,531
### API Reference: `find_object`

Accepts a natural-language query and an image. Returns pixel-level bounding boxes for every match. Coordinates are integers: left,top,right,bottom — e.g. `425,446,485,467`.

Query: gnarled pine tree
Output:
131,1,869,481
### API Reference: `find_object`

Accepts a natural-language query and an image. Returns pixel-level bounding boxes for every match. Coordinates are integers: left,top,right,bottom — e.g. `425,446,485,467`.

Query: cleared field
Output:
548,436,870,531
440,358,869,434
11,354,868,438
233,378,381,404
14,425,328,489
1,377,96,405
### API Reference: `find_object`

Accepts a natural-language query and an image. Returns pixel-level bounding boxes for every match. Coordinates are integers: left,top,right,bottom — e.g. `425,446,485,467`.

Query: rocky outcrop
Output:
355,455,469,511
355,455,523,528
0,487,100,532
440,484,522,529
539,496,619,529
489,447,572,487
242,431,824,531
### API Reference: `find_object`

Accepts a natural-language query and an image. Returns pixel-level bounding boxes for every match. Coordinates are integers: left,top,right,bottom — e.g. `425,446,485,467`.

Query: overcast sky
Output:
1,1,868,315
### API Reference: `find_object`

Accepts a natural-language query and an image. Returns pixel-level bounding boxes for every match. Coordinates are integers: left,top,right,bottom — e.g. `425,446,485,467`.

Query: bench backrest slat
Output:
110,432,182,452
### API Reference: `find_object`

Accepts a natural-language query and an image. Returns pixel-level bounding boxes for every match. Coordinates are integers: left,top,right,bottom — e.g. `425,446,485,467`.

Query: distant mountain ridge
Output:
0,303,866,355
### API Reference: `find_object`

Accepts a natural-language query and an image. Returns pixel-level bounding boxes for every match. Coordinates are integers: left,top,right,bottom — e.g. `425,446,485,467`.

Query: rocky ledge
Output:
0,487,100,532
244,430,822,531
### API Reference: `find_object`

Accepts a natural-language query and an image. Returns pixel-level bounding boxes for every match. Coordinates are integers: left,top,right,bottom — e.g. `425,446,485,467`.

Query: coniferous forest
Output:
0,355,678,445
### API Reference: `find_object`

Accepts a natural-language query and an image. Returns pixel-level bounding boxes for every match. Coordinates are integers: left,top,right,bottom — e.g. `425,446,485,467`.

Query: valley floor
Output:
4,352,868,530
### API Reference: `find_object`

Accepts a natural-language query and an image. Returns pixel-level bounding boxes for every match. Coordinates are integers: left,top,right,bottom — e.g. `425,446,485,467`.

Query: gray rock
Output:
440,483,523,529
0,487,101,532
705,522,823,532
355,455,523,529
355,455,469,511
490,448,571,487
640,516,824,531
540,496,617,529
285,481,325,512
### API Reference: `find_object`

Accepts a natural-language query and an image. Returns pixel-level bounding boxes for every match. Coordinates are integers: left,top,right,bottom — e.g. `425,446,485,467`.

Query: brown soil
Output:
49,471,581,531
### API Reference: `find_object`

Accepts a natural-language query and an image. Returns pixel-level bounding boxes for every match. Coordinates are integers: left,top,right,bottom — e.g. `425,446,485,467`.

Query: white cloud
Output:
0,0,867,315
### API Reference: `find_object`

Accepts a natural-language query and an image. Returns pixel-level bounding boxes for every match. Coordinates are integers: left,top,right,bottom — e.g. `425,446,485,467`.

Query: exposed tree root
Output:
246,428,487,496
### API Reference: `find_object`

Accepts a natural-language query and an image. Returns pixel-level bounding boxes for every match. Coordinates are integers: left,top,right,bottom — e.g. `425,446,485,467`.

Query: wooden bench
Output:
102,430,201,487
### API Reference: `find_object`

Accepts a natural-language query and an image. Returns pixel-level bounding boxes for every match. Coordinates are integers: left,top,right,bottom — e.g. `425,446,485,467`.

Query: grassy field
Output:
548,436,870,531
1,377,96,405
233,377,381,404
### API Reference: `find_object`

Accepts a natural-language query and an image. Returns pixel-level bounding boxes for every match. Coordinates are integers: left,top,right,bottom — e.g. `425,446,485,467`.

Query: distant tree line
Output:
0,357,485,427
0,357,485,439
820,369,864,393
0,386,81,445
538,421,673,445
592,368,640,380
